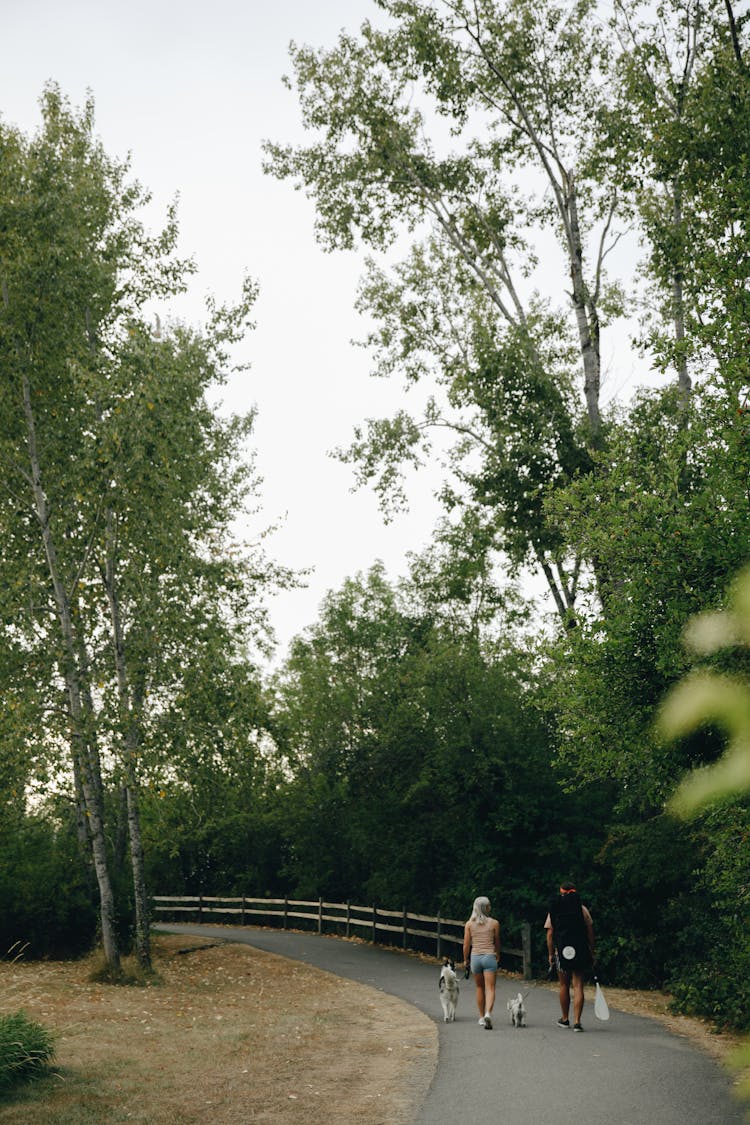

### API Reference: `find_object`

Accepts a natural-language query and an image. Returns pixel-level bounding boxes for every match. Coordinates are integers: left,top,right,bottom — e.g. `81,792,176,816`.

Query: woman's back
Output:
467,917,497,955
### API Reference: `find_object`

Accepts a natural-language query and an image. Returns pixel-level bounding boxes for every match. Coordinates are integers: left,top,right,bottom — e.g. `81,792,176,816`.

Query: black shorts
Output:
555,948,591,975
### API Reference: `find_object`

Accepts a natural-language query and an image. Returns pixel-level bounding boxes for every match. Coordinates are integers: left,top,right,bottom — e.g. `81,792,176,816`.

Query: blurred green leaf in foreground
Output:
659,566,750,815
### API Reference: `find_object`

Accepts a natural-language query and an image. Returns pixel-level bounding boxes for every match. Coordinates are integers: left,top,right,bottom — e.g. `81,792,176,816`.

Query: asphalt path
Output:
155,923,742,1124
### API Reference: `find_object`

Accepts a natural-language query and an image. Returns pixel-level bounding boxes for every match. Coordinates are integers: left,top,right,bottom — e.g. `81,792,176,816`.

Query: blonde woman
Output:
462,895,501,1029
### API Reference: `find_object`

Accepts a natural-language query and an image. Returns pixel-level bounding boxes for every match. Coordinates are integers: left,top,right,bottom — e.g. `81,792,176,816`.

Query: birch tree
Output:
85,293,266,968
0,88,134,967
0,86,282,967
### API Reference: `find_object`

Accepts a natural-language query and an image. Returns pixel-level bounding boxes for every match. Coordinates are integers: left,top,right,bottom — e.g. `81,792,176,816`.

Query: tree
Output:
269,557,609,924
0,87,154,968
654,567,750,1034
603,0,709,403
265,0,629,622
604,0,750,404
0,87,286,966
543,382,749,811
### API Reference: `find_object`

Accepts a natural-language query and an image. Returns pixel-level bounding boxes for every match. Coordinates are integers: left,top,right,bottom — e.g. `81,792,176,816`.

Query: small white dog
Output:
439,958,459,1023
507,992,527,1028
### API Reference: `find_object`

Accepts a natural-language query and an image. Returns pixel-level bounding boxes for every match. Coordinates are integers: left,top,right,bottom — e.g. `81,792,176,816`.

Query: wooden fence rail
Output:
152,894,533,979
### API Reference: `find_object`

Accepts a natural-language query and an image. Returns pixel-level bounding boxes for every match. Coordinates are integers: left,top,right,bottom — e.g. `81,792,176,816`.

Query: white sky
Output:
2,0,650,661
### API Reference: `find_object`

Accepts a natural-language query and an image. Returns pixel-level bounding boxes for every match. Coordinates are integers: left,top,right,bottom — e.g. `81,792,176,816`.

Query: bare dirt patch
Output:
0,935,437,1125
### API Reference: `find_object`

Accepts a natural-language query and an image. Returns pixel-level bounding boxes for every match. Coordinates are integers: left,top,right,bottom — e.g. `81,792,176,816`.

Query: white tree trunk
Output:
567,180,603,442
102,510,152,970
22,373,120,970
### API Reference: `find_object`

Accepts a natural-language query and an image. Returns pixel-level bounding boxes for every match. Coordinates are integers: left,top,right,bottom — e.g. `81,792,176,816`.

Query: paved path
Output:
155,923,742,1123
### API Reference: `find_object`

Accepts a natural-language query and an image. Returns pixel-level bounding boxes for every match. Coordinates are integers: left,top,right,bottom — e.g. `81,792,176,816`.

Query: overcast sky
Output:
3,0,648,661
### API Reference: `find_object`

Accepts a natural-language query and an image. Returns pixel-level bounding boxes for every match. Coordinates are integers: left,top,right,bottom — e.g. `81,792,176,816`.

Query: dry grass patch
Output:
0,934,436,1125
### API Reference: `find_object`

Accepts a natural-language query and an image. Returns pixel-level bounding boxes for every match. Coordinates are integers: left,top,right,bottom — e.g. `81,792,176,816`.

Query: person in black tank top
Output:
544,882,595,1032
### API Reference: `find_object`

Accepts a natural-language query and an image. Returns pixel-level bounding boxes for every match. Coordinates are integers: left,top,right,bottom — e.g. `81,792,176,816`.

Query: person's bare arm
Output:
546,925,555,963
493,920,501,959
584,910,595,960
463,922,472,965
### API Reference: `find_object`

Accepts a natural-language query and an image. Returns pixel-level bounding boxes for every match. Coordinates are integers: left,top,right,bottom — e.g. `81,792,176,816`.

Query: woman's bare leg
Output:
484,970,497,1017
475,973,486,1018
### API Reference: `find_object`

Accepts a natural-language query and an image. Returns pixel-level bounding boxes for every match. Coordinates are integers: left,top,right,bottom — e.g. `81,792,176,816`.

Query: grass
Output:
0,1011,55,1092
86,955,160,988
0,933,436,1124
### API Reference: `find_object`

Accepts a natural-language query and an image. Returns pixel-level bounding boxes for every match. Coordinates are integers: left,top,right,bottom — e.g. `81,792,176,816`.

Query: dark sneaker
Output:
573,1023,584,1032
556,1018,570,1028
483,1014,493,1030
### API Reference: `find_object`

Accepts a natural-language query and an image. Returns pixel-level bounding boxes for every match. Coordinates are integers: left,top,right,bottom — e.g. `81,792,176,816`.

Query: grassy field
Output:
0,934,437,1125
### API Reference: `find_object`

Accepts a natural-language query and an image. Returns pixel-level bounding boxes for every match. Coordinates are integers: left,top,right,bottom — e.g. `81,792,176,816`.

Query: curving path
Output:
155,923,742,1123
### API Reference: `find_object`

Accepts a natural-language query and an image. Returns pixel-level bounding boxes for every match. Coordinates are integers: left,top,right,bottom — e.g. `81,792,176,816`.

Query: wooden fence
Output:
152,894,533,979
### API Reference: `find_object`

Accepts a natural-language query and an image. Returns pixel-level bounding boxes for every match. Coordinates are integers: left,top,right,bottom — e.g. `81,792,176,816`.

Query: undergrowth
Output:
0,1011,55,1091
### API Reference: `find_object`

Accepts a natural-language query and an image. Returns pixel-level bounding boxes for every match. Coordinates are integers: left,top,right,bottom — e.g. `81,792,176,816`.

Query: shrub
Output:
0,814,97,959
0,1011,55,1091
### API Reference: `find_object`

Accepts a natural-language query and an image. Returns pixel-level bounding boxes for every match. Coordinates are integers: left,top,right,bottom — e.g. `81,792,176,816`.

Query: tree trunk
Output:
22,372,121,971
71,751,93,854
671,177,692,407
567,179,603,443
102,509,152,970
534,546,579,629
126,779,151,970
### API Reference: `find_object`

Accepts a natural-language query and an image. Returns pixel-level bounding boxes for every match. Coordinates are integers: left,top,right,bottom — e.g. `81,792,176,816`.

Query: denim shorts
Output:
470,953,498,974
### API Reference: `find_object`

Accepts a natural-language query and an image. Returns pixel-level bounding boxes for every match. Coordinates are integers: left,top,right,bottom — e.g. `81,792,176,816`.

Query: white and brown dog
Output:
439,957,459,1022
507,992,527,1027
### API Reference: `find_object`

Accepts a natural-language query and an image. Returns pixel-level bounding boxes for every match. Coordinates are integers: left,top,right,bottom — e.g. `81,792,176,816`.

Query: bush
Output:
0,1011,55,1091
666,801,750,1032
0,814,97,959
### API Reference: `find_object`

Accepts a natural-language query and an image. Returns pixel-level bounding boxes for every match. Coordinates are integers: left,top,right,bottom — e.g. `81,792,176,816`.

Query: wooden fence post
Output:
241,896,246,926
436,914,442,959
318,898,323,934
521,922,532,980
283,896,288,930
372,904,377,944
198,894,203,923
346,901,351,938
402,906,408,950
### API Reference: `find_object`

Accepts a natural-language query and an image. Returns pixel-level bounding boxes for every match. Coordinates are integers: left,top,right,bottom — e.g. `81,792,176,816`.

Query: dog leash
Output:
517,980,541,1001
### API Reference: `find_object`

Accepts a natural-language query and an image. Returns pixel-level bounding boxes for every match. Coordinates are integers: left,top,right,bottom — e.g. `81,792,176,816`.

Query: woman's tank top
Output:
468,918,496,955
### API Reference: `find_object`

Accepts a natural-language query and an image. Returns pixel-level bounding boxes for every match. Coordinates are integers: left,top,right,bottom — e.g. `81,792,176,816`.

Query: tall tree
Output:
265,0,627,623
604,0,750,403
0,87,151,967
543,381,749,811
0,87,284,966
269,557,607,920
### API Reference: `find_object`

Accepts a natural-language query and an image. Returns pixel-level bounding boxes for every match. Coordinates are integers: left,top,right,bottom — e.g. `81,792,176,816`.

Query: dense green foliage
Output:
268,564,605,923
0,813,96,959
1,0,748,1040
0,1012,54,1092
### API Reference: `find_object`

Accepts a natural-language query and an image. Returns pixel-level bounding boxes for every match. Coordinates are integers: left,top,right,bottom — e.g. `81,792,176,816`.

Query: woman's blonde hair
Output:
468,895,491,924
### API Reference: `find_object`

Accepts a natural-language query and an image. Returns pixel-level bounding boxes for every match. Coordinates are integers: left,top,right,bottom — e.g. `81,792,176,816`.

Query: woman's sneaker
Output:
483,1013,493,1030
556,1017,570,1028
478,1016,486,1027
573,1023,584,1032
